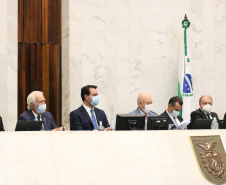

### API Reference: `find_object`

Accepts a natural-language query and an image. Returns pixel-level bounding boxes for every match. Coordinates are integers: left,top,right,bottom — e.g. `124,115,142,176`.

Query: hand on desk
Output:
104,127,110,131
52,127,66,131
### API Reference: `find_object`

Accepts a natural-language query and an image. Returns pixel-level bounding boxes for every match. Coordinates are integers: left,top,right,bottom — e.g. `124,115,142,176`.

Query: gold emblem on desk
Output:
190,135,226,184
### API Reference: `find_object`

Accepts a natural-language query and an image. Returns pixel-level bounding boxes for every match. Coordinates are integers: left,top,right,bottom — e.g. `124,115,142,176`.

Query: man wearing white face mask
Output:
129,93,158,129
70,85,110,131
159,96,184,130
189,95,221,129
18,91,64,131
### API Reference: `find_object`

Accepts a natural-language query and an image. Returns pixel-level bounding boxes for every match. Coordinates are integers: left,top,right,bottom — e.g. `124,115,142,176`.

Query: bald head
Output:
137,93,153,113
199,95,213,104
137,93,152,105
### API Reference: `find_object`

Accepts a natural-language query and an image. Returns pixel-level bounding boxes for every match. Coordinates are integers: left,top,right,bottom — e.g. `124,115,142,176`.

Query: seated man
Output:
18,91,64,131
70,85,110,131
0,116,4,131
129,93,158,129
189,95,221,129
159,96,184,130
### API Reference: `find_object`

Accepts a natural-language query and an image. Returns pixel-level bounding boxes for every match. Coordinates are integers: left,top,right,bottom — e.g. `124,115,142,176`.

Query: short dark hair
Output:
199,95,212,104
168,96,183,107
81,85,97,101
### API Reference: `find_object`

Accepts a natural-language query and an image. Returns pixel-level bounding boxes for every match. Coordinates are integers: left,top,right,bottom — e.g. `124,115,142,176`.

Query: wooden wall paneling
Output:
18,0,24,42
48,0,52,43
40,44,50,111
56,0,61,44
49,44,61,125
29,0,34,43
33,0,37,43
18,0,62,123
42,0,49,43
30,44,39,90
18,43,26,115
51,0,57,44
25,43,31,98
24,0,29,42
37,0,42,43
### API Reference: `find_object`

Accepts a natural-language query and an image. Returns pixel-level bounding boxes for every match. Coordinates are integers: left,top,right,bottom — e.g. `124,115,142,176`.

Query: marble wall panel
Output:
105,0,119,118
216,0,226,21
203,0,216,61
115,0,130,114
63,0,226,128
0,0,7,55
0,1,17,130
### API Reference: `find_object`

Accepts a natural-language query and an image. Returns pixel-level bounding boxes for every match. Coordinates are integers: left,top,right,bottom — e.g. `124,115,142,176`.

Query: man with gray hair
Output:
189,95,222,129
18,91,64,131
129,93,158,129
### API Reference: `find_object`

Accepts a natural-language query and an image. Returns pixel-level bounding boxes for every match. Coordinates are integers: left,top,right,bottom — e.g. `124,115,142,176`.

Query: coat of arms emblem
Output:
190,135,226,184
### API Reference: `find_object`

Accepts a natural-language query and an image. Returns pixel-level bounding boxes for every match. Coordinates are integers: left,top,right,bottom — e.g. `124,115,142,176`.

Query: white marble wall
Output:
0,0,18,130
62,0,226,128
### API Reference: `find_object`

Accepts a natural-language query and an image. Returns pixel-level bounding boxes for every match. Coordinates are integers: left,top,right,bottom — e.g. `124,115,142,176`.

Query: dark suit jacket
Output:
0,116,4,131
70,105,110,130
189,108,222,129
18,110,57,131
159,110,183,130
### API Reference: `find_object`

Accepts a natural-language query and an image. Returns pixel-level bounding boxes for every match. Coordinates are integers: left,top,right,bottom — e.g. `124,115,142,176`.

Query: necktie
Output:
90,109,98,130
38,115,44,130
207,113,210,119
145,114,148,130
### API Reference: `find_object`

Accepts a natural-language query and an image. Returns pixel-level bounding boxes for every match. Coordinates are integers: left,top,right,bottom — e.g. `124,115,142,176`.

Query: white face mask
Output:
172,110,180,117
143,104,153,114
202,104,212,113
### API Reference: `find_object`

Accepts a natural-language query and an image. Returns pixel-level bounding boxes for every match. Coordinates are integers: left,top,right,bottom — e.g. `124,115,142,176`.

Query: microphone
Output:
41,114,65,131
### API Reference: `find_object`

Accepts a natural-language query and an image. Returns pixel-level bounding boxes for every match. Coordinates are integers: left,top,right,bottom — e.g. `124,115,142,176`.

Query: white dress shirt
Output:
166,109,181,128
32,111,44,130
83,104,98,123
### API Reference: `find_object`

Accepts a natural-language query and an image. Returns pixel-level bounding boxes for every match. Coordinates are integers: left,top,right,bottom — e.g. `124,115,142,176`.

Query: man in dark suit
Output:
189,95,221,129
70,85,110,131
0,116,5,131
18,91,64,131
159,96,184,130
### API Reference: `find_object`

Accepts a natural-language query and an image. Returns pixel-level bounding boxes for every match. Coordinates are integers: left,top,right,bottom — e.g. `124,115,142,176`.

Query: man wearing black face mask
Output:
189,95,221,129
159,96,184,130
70,85,110,131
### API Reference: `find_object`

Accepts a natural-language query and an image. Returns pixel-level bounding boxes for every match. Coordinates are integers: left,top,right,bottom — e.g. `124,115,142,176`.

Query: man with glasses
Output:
189,95,221,129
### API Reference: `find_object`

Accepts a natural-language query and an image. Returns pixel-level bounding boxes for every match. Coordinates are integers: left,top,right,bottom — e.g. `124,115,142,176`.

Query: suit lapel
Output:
94,108,99,125
80,105,93,124
198,108,208,119
41,113,48,129
28,110,35,120
163,110,174,125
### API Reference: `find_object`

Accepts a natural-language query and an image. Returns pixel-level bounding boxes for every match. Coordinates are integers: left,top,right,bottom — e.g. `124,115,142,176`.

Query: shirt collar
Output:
32,110,39,118
83,104,94,112
138,108,145,115
166,109,174,118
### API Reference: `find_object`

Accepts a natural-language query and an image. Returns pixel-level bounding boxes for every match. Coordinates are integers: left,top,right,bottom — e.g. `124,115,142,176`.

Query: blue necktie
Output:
90,109,98,130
